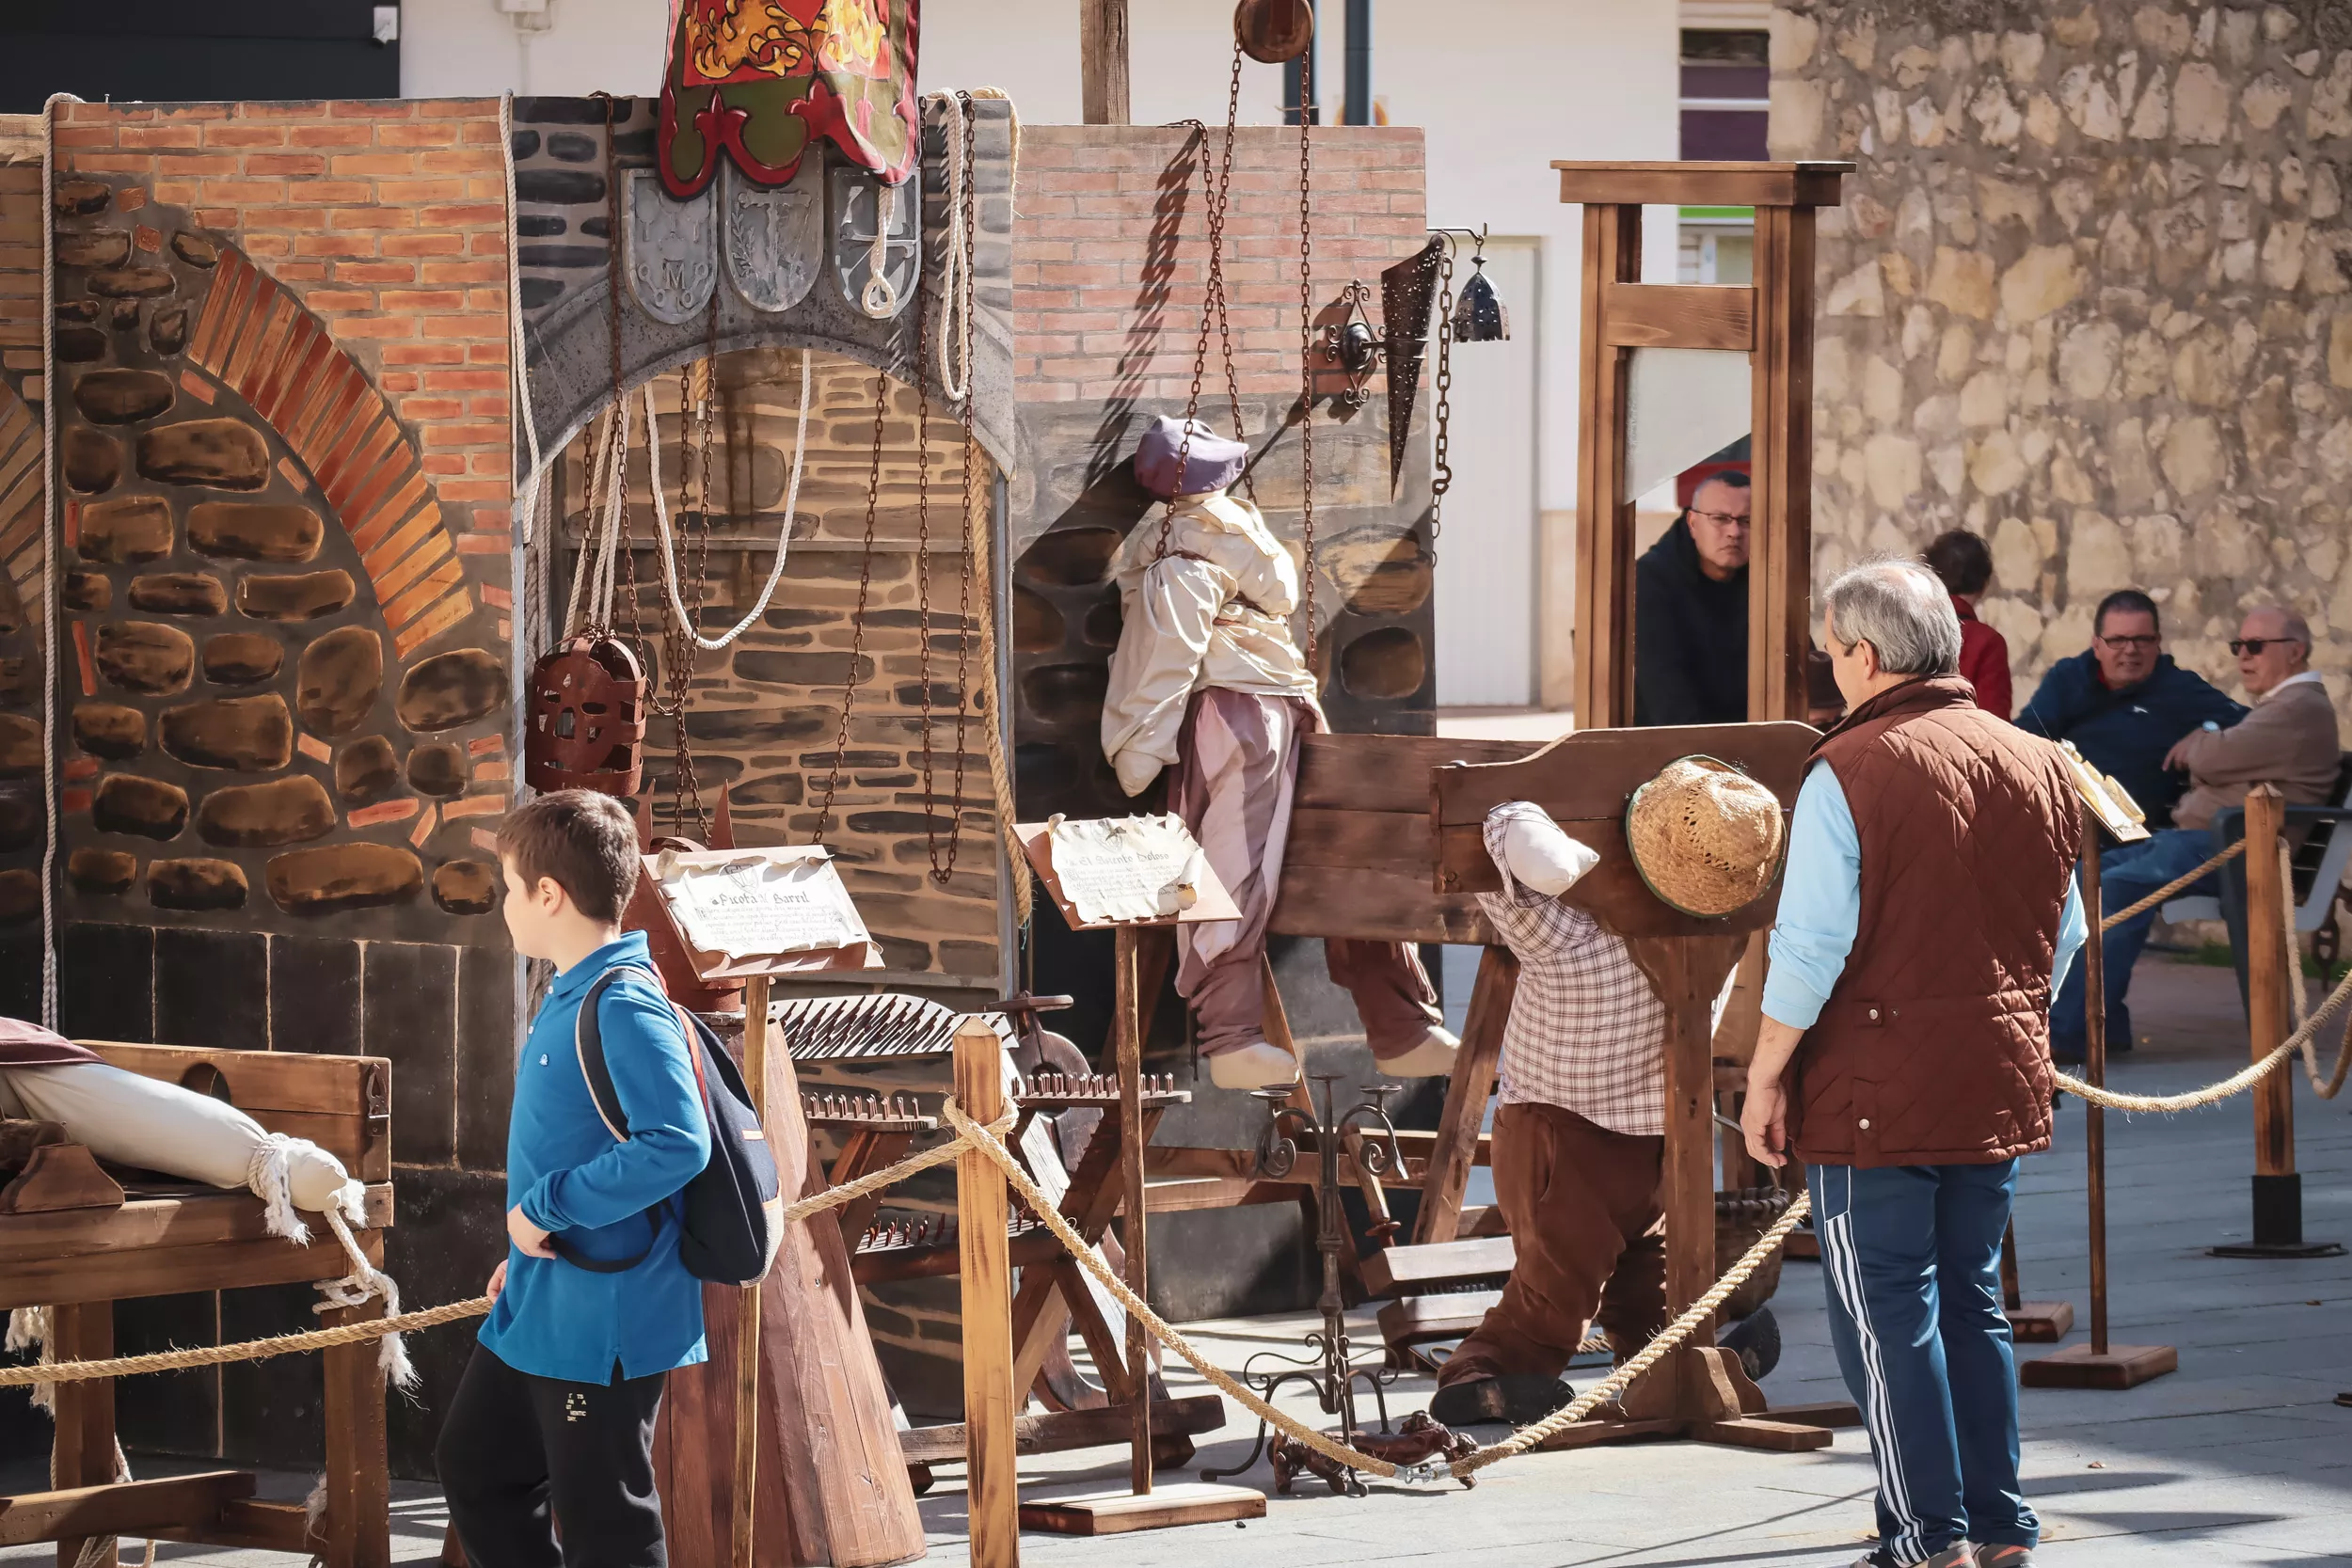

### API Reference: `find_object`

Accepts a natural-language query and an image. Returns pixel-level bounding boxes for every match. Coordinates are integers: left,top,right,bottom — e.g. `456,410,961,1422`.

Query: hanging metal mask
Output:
524,634,648,798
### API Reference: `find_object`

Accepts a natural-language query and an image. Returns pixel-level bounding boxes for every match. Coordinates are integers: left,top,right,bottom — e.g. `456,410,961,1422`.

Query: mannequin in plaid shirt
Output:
1429,800,1764,1427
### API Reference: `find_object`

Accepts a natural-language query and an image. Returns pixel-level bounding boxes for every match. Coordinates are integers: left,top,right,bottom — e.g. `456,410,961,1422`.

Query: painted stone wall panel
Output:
1777,0,2352,720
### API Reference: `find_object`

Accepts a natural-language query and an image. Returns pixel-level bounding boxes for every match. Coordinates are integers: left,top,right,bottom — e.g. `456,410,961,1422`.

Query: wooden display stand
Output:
0,1042,394,1568
633,853,926,1568
1999,1222,2075,1344
1011,821,1266,1535
2021,812,2177,1390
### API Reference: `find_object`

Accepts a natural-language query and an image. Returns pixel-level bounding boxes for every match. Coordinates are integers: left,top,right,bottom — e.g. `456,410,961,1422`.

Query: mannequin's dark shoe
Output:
1427,1373,1573,1427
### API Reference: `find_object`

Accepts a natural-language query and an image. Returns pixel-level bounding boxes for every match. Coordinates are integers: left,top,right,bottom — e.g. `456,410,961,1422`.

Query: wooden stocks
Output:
733,974,771,1568
955,1017,1020,1568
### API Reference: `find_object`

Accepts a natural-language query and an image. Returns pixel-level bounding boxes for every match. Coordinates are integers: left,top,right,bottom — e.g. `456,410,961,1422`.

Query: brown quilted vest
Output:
1789,676,2083,1167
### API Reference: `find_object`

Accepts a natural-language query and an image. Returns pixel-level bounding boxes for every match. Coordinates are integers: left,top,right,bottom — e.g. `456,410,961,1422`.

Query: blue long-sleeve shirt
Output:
1763,765,2086,1029
479,932,711,1384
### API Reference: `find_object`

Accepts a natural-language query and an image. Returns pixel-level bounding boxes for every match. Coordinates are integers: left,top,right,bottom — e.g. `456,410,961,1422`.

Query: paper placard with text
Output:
653,847,871,962
1045,814,1208,926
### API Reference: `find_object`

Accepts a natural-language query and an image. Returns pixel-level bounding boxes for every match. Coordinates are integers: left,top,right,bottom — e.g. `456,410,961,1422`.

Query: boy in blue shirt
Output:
437,790,710,1568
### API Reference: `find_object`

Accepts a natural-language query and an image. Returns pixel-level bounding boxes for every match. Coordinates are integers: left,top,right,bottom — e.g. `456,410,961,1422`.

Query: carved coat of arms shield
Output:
722,157,822,314
829,162,919,321
623,168,718,326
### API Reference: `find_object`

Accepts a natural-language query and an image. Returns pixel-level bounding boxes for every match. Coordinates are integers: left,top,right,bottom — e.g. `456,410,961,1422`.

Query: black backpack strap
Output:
549,965,665,1275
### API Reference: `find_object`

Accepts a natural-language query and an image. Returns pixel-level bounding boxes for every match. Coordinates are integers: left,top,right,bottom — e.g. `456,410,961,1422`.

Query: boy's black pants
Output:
437,1343,669,1568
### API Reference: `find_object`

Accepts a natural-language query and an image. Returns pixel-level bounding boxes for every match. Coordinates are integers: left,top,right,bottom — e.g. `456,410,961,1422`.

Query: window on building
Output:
0,2,399,112
1676,27,1765,287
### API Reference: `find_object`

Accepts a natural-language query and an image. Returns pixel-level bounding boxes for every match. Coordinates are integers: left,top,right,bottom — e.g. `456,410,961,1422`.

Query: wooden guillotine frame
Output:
1408,161,1862,1449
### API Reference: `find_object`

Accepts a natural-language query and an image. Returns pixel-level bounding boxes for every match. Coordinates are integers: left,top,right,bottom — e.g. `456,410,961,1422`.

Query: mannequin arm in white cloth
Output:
1100,552,1228,796
1493,801,1601,896
0,1061,362,1235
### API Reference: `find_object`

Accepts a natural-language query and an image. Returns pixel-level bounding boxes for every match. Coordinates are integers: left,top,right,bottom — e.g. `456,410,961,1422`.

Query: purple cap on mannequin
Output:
1134,415,1248,499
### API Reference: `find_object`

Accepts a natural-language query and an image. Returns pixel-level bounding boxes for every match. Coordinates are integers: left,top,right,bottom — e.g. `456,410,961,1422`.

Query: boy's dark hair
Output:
498,789,640,922
1923,529,1993,597
2093,588,2161,638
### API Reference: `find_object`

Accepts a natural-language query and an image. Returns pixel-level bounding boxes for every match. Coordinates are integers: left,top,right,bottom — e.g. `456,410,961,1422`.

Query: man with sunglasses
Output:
1634,473,1751,726
2050,605,2340,1062
2017,590,2242,831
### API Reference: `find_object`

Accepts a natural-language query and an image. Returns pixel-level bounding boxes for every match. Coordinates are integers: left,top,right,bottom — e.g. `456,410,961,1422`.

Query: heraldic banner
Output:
659,0,921,198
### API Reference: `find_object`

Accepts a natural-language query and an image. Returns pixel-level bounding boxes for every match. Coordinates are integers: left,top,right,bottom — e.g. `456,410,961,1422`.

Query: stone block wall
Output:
1774,0,2352,720
0,99,518,1480
563,345,1006,987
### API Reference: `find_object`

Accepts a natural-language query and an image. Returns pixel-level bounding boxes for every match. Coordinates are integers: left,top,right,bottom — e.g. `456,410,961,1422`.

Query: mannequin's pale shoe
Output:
1206,1038,1301,1089
1377,1024,1462,1078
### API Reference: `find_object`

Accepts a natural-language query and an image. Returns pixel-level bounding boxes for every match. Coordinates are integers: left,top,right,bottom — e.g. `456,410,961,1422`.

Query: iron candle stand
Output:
1200,1074,1404,1496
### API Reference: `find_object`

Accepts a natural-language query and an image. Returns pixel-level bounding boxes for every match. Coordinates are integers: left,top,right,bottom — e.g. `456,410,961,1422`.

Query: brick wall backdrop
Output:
0,99,518,1480
1005,124,1438,1315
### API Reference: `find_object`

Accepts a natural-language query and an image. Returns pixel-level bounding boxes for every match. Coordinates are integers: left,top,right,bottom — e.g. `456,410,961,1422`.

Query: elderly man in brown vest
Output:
1741,560,2087,1568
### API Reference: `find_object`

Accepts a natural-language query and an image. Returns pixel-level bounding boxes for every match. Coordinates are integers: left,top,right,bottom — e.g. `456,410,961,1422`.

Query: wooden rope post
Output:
2021,804,2175,1388
731,974,770,1568
2214,785,2342,1256
954,1018,1020,1568
2084,833,2110,1355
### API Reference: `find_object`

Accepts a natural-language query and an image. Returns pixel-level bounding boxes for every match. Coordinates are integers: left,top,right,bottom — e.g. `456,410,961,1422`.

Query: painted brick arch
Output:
187,247,472,659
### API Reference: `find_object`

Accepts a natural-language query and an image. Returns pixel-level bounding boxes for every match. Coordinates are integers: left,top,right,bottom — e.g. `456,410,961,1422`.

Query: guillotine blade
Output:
1380,235,1445,496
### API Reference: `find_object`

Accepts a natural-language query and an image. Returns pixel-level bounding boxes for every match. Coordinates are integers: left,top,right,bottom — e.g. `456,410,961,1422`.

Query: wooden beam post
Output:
955,1017,1021,1568
1747,201,1817,723
1570,202,1642,729
729,974,771,1568
50,1304,118,1568
2245,784,2295,1194
1080,0,1132,125
321,1297,391,1568
2020,803,2174,1387
1113,925,1152,1495
2206,784,2342,1256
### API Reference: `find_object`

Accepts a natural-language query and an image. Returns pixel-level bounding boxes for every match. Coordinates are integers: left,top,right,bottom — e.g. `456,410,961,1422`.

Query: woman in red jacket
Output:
1926,530,2011,719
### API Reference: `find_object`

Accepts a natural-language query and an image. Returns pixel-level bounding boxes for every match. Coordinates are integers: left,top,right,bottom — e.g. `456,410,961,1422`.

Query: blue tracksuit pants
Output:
1809,1162,2037,1562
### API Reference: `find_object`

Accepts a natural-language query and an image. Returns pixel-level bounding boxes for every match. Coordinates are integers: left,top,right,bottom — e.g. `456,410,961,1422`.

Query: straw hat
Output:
1624,756,1785,918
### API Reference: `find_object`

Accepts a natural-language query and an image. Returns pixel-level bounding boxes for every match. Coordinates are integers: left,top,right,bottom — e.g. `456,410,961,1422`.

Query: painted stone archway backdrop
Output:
0,99,519,1480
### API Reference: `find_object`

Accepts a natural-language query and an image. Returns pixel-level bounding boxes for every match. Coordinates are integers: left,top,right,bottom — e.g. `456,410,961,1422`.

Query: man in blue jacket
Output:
2017,589,2242,831
437,790,709,1568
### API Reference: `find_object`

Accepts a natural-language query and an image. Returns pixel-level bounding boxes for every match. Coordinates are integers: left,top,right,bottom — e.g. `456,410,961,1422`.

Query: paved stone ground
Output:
7,958,2347,1565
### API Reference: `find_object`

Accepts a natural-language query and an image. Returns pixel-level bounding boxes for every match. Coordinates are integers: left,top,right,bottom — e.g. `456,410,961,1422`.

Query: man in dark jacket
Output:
1634,474,1750,725
1742,560,2085,1568
2016,589,2242,827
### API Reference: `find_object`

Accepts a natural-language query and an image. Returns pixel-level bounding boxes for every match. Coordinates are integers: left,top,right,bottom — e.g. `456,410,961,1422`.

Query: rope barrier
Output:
2096,838,2244,931
0,1109,1014,1392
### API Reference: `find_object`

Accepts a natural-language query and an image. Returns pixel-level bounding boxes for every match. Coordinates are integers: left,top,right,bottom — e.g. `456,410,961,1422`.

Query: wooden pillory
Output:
0,1045,395,1568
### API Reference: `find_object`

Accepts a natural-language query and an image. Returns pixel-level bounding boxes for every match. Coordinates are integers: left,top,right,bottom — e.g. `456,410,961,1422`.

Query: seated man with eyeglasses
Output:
2049,605,2340,1062
2018,589,2242,828
1634,473,1751,726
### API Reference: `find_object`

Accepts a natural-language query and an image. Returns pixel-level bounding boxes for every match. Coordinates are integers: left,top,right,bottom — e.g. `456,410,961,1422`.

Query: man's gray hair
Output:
1823,559,1963,677
2245,603,2312,647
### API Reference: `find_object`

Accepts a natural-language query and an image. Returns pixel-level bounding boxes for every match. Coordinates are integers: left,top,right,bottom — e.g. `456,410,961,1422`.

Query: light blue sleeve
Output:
1762,764,1862,1030
2050,877,2087,999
